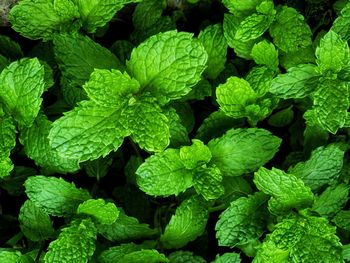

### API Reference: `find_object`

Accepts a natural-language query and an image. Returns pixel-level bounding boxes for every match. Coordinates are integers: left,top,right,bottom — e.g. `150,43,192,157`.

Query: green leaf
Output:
18,200,54,242
24,175,91,217
0,58,45,127
44,219,97,263
0,35,23,60
161,196,209,249
77,199,119,225
74,0,140,33
269,64,320,99
312,184,349,218
0,156,14,179
20,113,80,174
98,209,157,242
53,33,123,105
289,144,345,191
126,97,170,152
132,0,166,32
268,107,294,128
208,128,281,176
332,3,350,40
215,192,268,247
163,107,190,148
245,66,275,96
222,0,265,16
213,253,241,263
254,167,314,214
9,0,80,40
83,69,140,107
180,79,212,101
136,149,193,196
168,251,206,263
279,46,315,70
316,30,350,73
216,76,257,118
48,100,129,162
312,79,349,134
0,116,16,159
251,40,278,69
179,139,212,169
127,30,208,102
269,6,312,52
333,210,350,231
0,251,33,263
198,24,228,79
254,213,343,263
193,166,224,201
118,250,169,263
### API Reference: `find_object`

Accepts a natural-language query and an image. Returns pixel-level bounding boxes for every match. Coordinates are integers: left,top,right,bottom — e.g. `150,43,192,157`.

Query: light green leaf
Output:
316,30,350,73
98,209,157,242
126,97,169,152
168,251,206,263
269,6,312,52
193,166,224,201
0,116,16,159
0,156,14,179
289,144,345,191
49,100,129,162
269,64,320,99
119,250,168,263
254,167,314,214
44,219,97,263
215,192,268,247
251,40,278,69
179,139,212,169
254,213,343,263
0,251,33,263
24,175,91,217
216,76,257,118
198,24,228,79
222,0,265,16
332,3,350,40
9,0,80,40
208,128,281,176
279,46,315,70
213,253,241,263
312,184,349,218
161,196,209,249
19,200,54,242
83,69,140,107
163,107,190,148
77,199,119,225
136,149,193,196
20,113,80,174
0,58,45,127
313,79,349,133
127,30,208,102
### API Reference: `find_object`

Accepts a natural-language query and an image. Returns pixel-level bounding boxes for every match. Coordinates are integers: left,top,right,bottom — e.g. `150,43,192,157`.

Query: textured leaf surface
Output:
136,149,193,196
44,219,97,263
251,40,278,69
0,58,45,127
161,196,209,249
269,64,319,99
49,100,129,162
213,253,241,263
0,116,16,159
193,166,224,201
254,167,314,214
24,176,91,217
215,192,268,247
168,251,206,263
19,200,54,242
77,199,119,225
208,128,281,176
127,31,208,102
179,139,212,169
332,3,350,40
20,113,80,174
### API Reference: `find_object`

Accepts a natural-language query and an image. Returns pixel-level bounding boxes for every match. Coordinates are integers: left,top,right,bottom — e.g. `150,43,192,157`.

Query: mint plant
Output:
1,0,350,262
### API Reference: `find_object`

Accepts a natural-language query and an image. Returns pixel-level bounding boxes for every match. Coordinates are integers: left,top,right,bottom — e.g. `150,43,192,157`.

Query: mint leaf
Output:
333,210,350,231
136,149,193,196
9,0,80,40
213,253,241,263
98,210,157,242
179,139,212,169
269,64,320,99
168,251,206,263
48,100,129,162
0,115,16,159
251,40,278,69
161,196,209,249
127,30,208,102
288,144,345,191
254,167,314,214
0,58,45,127
193,166,224,201
20,113,80,174
24,176,91,217
254,213,343,263
245,66,275,96
198,24,228,79
163,107,190,148
269,6,312,52
332,3,350,40
208,128,281,176
215,192,268,247
44,219,97,263
77,199,119,225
